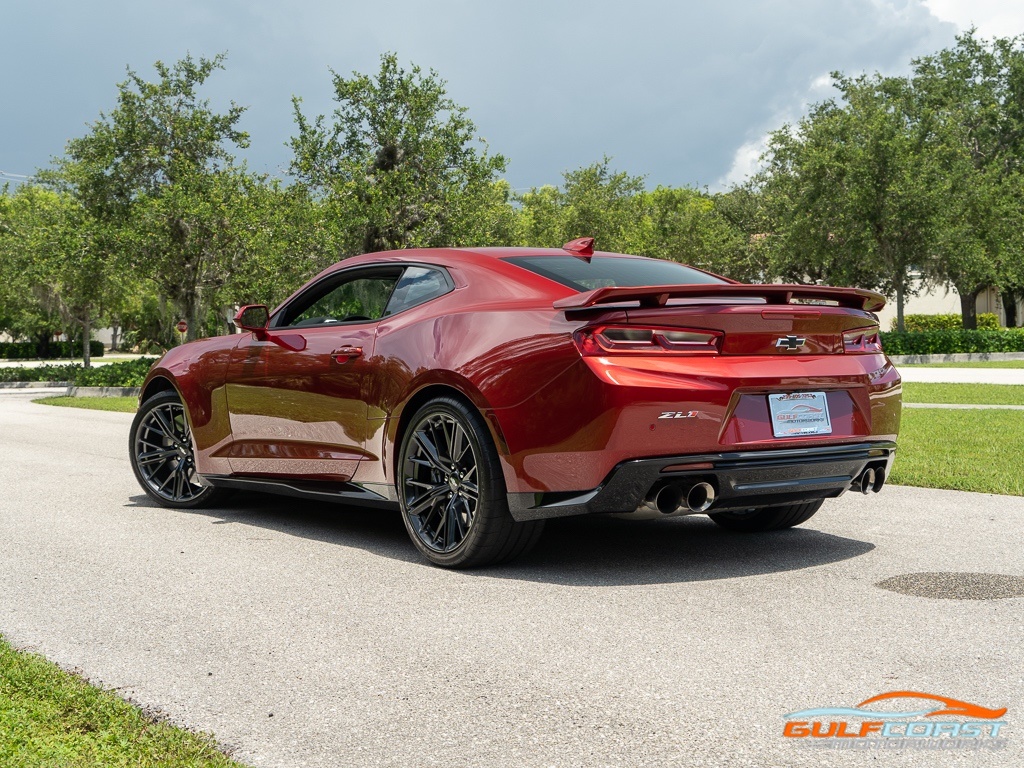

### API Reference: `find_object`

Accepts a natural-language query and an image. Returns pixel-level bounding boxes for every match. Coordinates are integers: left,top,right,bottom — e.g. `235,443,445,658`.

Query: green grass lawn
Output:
34,396,138,413
0,636,244,768
891,408,1024,495
900,382,1024,405
899,360,1024,369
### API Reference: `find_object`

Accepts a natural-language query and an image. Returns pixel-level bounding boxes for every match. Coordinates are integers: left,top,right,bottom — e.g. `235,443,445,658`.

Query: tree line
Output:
1,32,1022,365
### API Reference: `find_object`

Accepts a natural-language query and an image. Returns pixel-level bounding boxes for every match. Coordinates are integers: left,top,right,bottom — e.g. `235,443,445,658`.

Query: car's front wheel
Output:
708,499,824,532
129,390,228,509
397,396,544,568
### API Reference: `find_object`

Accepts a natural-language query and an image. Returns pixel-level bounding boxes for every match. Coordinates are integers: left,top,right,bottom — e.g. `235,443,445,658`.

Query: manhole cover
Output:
875,572,1024,600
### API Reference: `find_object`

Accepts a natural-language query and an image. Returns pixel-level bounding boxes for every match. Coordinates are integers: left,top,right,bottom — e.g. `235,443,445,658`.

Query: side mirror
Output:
234,305,270,338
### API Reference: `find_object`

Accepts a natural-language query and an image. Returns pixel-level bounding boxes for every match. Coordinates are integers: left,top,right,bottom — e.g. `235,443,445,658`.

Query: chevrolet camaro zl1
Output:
129,238,901,567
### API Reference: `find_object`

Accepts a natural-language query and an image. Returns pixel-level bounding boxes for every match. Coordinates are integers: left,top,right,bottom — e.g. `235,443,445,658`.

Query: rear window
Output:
504,255,726,291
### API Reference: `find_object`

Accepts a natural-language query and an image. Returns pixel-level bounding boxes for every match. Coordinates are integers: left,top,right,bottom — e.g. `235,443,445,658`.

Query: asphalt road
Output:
1,389,1021,768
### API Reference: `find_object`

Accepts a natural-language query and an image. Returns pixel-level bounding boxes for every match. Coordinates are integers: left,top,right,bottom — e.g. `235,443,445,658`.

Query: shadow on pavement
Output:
126,492,875,587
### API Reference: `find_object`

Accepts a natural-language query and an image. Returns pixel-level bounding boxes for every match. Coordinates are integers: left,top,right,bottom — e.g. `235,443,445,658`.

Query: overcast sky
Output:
2,1,1023,193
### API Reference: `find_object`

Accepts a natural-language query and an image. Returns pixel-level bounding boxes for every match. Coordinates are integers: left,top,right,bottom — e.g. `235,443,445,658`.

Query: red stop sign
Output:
175,320,188,334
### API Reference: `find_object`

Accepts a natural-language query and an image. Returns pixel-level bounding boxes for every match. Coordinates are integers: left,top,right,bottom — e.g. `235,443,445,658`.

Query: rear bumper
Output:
507,441,896,522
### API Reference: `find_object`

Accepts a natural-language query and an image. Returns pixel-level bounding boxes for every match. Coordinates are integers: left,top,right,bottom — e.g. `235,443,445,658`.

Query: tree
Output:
290,53,509,255
758,74,940,331
911,32,1024,328
516,158,649,253
0,186,123,365
712,185,774,283
54,54,254,341
642,186,758,281
0,187,63,354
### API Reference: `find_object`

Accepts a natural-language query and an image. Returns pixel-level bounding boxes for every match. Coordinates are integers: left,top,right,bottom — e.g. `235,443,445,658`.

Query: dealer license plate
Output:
768,392,832,438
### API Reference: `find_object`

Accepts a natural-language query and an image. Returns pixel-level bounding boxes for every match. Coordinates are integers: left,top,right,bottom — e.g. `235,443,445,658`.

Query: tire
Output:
708,499,824,532
397,396,544,568
129,390,230,509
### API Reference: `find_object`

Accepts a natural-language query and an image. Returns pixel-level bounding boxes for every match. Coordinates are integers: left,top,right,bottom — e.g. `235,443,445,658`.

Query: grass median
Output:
900,382,1024,405
34,396,138,413
890,408,1024,495
0,635,244,768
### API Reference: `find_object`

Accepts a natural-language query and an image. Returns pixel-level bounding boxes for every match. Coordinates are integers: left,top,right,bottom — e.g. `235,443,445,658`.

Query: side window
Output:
384,267,451,316
281,273,400,327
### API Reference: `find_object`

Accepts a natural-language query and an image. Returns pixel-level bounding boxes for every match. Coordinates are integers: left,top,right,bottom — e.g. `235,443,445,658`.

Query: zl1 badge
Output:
659,411,699,419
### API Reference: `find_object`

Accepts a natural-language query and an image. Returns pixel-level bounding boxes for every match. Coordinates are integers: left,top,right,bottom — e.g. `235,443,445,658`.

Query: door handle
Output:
332,346,363,363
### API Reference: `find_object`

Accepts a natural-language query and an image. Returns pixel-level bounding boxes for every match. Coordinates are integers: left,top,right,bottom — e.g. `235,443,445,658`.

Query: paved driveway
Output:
1,390,1020,767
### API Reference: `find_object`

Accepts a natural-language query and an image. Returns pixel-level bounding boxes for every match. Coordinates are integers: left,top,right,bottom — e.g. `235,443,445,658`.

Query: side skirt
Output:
204,475,399,510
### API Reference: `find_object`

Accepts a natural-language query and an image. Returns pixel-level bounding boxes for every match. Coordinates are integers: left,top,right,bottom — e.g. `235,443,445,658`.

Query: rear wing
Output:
552,284,886,313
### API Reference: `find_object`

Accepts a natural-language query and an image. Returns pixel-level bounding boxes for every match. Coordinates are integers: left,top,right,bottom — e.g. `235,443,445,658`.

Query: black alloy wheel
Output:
398,396,543,568
129,391,227,509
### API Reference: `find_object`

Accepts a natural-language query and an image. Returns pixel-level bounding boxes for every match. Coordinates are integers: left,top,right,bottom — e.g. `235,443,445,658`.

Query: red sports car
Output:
129,238,901,567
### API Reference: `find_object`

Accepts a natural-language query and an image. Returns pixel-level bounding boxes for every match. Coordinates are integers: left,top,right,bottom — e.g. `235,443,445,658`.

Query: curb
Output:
891,351,1024,364
64,387,141,398
0,381,73,389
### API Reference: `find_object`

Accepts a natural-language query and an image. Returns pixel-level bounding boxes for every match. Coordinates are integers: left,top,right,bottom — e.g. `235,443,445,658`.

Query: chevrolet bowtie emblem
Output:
776,335,807,351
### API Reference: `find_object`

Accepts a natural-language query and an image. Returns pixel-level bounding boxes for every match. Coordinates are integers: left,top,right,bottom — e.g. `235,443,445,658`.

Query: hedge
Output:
880,329,1024,355
0,358,156,386
893,313,1000,332
0,340,105,360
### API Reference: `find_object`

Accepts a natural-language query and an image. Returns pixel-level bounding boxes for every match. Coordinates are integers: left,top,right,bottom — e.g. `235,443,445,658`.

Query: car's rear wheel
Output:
397,396,544,568
707,499,824,532
129,391,228,509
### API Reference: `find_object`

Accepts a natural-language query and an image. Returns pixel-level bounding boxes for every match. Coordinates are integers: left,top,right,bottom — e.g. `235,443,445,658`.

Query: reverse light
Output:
843,327,883,354
574,326,722,355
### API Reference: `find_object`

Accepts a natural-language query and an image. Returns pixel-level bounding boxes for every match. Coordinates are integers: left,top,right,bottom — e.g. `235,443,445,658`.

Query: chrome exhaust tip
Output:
685,482,716,513
858,467,877,495
872,467,886,493
643,483,685,514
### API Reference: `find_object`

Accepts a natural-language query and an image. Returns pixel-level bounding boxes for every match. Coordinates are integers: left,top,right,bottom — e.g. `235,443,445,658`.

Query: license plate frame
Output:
768,392,832,438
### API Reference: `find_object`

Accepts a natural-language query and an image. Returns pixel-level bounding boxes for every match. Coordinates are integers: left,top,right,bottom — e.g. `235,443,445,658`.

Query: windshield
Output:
504,255,726,292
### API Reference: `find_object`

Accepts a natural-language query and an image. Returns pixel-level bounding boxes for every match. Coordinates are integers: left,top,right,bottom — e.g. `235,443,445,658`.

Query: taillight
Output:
843,327,883,354
574,326,722,355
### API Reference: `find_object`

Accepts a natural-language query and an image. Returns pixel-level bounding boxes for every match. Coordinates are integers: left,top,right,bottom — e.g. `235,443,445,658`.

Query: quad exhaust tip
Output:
643,481,716,515
686,482,716,513
855,466,886,495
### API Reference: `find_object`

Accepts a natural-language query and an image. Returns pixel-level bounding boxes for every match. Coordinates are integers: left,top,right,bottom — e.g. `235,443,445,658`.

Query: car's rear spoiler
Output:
552,284,886,313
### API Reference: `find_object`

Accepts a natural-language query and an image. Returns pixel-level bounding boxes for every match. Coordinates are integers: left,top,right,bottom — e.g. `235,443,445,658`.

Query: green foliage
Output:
0,634,243,767
7,39,1024,351
757,32,1024,330
641,186,763,282
890,409,1024,496
0,358,155,385
0,341,103,359
57,54,259,343
516,159,646,253
911,33,1024,327
894,313,1000,331
513,159,761,281
880,329,1024,355
290,53,508,255
759,73,938,328
0,188,91,356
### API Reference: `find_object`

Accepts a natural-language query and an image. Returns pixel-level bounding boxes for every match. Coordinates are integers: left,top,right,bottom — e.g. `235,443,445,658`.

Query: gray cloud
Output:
1,1,958,191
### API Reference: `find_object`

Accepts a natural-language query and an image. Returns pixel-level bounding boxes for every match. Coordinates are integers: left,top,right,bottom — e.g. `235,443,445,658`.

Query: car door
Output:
223,266,403,481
